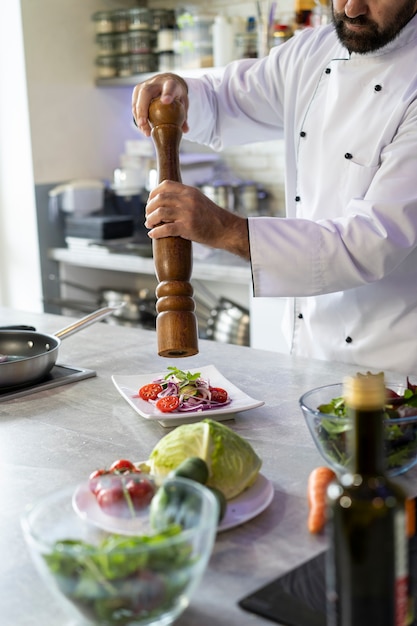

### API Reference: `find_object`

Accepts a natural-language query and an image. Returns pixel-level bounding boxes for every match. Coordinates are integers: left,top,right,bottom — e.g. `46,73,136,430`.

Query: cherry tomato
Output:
155,395,180,413
125,477,155,509
139,383,163,401
88,469,108,494
209,387,228,403
96,483,127,517
109,459,136,473
92,472,122,494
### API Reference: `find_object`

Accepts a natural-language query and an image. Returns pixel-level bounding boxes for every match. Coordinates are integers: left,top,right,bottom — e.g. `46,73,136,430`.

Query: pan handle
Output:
53,305,125,340
0,325,36,331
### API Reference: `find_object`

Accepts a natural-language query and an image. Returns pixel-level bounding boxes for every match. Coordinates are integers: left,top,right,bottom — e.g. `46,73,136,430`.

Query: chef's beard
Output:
332,2,417,53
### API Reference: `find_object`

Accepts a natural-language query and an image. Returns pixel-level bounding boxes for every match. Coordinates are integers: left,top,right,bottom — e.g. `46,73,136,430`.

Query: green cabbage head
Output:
147,419,262,500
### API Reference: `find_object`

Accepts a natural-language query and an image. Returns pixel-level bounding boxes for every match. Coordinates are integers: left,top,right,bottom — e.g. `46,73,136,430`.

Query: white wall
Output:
0,3,42,312
21,0,142,184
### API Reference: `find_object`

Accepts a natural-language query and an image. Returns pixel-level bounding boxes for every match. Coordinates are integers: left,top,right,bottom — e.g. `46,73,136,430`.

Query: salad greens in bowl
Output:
21,477,218,626
299,381,417,476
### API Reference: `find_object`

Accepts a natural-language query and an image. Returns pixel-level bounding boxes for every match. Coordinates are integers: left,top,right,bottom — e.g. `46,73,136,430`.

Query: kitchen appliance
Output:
0,306,120,388
64,215,134,240
112,167,144,196
48,179,105,216
0,364,96,402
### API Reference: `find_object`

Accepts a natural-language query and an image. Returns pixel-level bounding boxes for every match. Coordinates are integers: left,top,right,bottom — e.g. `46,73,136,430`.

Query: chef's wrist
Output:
221,215,250,261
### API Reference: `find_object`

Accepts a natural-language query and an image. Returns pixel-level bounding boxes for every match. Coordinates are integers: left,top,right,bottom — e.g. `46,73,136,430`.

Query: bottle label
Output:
395,509,408,626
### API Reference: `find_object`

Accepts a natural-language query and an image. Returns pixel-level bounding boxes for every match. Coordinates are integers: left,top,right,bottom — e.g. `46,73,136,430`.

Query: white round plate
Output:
72,473,273,535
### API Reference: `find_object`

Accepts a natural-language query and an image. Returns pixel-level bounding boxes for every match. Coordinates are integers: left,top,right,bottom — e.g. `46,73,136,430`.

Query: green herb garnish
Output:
164,366,201,386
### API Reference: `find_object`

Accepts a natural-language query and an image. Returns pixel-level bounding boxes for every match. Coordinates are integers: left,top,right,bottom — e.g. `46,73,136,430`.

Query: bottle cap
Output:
343,372,386,410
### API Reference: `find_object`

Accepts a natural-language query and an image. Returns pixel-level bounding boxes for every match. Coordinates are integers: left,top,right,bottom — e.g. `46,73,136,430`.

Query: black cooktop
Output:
0,364,96,402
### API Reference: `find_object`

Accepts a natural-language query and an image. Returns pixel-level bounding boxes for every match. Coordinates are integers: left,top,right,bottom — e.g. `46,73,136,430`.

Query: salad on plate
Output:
137,366,230,413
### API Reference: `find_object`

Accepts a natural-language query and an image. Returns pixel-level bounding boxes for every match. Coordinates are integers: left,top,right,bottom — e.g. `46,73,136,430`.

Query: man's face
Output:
332,0,417,53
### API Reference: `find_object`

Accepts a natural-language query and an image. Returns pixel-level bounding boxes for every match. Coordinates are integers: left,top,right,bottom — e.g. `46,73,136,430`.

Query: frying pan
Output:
0,306,121,389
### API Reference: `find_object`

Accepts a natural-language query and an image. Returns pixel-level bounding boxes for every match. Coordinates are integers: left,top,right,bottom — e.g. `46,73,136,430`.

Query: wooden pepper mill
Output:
148,97,199,357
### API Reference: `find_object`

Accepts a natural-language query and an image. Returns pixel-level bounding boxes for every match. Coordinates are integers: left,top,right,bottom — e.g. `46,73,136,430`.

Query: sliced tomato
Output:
155,395,180,413
139,383,163,401
209,387,228,403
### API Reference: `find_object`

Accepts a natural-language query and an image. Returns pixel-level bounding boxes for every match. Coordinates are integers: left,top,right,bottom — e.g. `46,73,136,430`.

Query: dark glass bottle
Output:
326,372,409,626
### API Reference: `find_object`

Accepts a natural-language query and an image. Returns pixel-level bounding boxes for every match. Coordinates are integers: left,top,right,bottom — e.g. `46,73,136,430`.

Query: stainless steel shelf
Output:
96,73,155,87
95,66,224,87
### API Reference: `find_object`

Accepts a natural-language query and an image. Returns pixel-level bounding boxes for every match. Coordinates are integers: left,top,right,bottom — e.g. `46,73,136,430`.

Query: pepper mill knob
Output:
148,97,199,358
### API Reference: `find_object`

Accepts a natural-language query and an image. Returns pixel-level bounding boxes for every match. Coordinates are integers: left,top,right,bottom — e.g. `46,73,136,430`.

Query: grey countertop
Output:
0,307,413,626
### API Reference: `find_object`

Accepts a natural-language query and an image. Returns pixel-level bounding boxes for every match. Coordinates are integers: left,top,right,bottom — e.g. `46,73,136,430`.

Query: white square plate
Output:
112,364,264,427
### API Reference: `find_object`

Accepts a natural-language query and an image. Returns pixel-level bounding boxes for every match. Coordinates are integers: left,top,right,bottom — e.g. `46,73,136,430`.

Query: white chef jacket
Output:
185,14,417,375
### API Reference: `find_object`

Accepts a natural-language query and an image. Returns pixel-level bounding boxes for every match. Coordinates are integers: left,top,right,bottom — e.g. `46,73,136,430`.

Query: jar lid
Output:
96,32,116,40
128,7,152,17
95,55,117,66
92,11,114,21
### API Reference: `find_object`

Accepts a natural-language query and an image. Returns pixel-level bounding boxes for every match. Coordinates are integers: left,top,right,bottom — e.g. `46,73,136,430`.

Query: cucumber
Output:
168,457,209,485
208,486,227,522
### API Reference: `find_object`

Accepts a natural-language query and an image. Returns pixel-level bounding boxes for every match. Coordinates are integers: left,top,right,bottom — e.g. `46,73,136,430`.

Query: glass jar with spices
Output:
130,53,157,75
112,9,129,33
174,9,214,70
128,8,152,31
95,55,117,79
114,33,129,55
152,9,176,53
151,9,175,31
116,55,131,77
96,33,117,56
128,30,152,55
235,32,258,59
158,51,175,72
92,11,114,34
271,24,293,46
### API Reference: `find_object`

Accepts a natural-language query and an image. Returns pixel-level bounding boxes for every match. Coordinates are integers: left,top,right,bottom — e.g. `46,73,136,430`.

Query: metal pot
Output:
199,182,234,211
0,306,119,389
99,289,156,328
46,280,156,329
205,298,250,346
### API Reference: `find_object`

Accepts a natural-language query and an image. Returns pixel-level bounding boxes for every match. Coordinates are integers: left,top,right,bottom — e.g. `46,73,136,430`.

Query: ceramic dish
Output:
112,364,264,427
72,472,274,534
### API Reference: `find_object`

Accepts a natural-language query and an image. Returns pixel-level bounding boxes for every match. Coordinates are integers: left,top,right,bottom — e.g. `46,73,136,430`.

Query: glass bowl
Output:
299,382,417,477
21,476,219,626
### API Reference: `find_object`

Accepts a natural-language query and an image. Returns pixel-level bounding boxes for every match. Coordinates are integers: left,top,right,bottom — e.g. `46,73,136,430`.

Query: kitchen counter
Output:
0,307,414,626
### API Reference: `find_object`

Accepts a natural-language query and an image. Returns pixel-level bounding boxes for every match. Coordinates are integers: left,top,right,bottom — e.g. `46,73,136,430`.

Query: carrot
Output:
307,466,336,534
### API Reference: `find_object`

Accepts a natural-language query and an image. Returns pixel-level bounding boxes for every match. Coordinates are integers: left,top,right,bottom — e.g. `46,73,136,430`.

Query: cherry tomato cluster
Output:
89,459,155,519
138,383,228,413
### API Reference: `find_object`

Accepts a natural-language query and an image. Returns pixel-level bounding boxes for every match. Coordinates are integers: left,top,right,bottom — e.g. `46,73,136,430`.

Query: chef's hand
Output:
132,73,189,138
145,180,250,261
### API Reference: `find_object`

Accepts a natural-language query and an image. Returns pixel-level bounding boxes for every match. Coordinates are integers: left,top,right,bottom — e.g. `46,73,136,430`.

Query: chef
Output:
132,0,417,376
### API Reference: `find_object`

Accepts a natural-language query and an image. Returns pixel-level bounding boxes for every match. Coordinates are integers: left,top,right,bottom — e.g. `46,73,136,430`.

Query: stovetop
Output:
0,364,96,402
